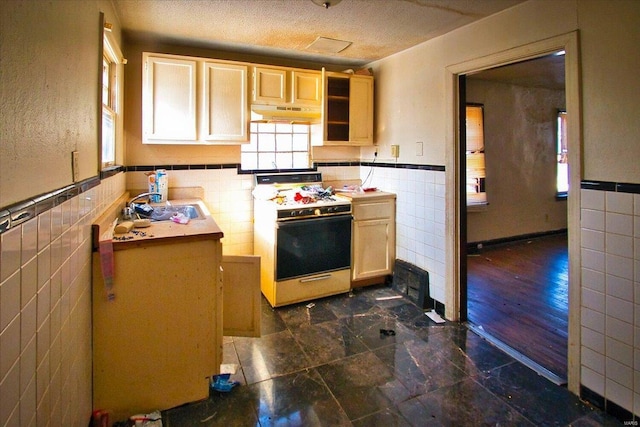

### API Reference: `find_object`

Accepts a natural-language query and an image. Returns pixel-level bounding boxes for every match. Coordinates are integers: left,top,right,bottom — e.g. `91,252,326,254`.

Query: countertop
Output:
92,195,223,250
337,190,396,201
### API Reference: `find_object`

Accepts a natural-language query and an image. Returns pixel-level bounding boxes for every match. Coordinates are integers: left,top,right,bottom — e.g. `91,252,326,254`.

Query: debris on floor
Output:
425,309,446,324
211,373,239,393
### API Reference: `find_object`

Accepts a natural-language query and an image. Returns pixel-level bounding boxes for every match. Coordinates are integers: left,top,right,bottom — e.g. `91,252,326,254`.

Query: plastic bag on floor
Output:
129,411,162,427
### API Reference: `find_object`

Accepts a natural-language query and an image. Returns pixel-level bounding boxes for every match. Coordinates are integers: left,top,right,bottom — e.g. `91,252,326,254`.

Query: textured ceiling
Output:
112,0,525,66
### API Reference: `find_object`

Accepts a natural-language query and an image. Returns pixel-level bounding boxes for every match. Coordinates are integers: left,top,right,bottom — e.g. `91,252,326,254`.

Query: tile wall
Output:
358,165,447,303
0,173,125,425
580,188,640,415
126,169,255,255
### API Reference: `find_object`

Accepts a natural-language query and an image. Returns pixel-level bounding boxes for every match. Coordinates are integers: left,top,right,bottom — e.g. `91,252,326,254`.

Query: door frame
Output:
443,32,582,394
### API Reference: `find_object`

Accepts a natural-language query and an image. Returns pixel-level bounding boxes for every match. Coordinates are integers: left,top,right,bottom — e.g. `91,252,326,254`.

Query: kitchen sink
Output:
148,203,206,221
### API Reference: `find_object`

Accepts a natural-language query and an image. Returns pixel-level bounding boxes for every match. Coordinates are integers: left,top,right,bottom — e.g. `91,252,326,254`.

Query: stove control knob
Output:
290,211,296,216
314,208,321,216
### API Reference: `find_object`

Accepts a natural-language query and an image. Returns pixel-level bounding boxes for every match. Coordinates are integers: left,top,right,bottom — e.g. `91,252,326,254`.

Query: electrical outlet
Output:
72,151,79,182
416,141,424,156
391,145,400,158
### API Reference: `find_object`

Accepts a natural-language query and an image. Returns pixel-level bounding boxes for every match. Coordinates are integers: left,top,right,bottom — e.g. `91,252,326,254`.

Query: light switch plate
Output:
391,145,400,158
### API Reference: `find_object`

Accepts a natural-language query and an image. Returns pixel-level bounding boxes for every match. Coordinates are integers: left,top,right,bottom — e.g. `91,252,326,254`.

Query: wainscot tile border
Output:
1,176,101,234
581,180,640,194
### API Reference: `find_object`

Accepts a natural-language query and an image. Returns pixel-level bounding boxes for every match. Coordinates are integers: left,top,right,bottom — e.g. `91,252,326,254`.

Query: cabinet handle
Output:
299,274,331,283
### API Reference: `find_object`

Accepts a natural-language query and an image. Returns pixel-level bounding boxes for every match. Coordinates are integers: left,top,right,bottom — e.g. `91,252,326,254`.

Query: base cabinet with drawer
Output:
349,192,396,287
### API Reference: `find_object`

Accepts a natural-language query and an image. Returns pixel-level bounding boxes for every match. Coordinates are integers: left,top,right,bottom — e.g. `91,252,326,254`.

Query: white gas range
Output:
253,172,352,307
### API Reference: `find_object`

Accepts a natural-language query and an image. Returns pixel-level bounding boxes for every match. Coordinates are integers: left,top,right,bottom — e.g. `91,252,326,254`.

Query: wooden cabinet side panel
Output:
222,255,261,337
92,239,221,420
203,63,248,141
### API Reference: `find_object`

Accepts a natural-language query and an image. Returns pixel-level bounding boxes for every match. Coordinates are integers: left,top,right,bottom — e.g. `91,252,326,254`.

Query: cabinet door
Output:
352,218,394,280
143,55,197,142
253,67,286,104
222,255,261,337
349,75,374,144
291,71,322,105
203,62,249,142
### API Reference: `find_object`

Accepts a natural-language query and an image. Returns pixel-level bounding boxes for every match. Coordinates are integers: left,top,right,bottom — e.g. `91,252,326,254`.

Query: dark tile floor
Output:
162,285,621,426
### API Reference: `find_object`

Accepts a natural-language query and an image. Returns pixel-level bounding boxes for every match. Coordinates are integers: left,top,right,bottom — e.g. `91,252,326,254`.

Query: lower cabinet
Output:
92,239,260,421
350,193,396,287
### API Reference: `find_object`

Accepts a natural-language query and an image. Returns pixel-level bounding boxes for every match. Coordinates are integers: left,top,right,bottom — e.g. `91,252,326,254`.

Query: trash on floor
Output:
375,295,403,301
220,363,238,375
129,410,162,427
425,309,446,324
211,373,239,392
379,328,396,336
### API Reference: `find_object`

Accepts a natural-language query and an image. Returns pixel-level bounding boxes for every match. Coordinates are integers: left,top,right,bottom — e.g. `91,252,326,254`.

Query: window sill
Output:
467,202,489,212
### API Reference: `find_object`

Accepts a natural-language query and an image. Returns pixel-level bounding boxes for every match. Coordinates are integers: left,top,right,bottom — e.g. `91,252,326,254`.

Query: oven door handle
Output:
276,214,352,228
299,274,332,283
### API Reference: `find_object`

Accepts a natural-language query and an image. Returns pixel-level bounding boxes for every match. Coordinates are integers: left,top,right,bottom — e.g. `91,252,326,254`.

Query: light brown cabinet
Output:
142,53,249,144
314,72,374,146
350,193,396,286
252,66,322,106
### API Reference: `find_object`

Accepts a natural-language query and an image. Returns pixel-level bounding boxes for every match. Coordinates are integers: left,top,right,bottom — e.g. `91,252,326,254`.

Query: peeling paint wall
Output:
466,79,567,242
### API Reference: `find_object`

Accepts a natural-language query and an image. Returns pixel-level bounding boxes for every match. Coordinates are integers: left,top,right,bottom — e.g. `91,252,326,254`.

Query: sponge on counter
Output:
114,221,134,234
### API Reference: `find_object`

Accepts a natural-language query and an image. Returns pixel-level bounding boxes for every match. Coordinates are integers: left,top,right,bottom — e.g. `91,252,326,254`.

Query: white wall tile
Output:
582,326,605,353
1,271,20,332
582,229,605,251
582,267,605,292
607,337,633,367
582,189,605,211
607,316,634,343
607,274,634,301
607,378,633,412
1,226,21,283
583,288,605,313
607,295,633,324
606,212,634,236
582,345,605,372
21,218,38,266
606,232,634,259
582,365,605,395
582,306,605,333
607,192,634,215
582,208,605,231
606,253,634,281
582,248,605,273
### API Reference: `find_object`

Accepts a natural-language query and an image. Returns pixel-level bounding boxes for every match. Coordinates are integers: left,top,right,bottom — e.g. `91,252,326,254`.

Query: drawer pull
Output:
300,274,332,283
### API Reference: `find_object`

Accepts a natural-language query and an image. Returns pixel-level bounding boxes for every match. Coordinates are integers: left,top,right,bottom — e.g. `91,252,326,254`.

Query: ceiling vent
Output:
306,36,352,54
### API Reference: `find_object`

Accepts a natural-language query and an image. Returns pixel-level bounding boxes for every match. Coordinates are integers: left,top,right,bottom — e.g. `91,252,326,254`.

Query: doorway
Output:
462,55,569,383
444,32,582,394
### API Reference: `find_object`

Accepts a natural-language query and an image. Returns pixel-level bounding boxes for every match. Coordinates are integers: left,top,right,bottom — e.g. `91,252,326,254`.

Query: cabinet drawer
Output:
353,200,394,221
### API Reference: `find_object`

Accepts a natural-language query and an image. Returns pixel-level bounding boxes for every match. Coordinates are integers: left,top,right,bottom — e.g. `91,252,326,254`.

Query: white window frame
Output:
101,25,124,169
556,110,568,196
466,104,487,206
241,122,311,171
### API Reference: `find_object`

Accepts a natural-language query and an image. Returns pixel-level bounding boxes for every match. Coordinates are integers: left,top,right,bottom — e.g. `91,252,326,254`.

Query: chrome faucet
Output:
128,192,162,209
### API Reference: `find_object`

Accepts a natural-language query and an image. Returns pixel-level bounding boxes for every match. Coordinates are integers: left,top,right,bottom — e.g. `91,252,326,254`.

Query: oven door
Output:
276,214,352,281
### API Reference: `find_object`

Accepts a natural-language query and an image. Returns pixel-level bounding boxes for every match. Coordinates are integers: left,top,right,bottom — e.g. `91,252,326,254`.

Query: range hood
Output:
250,104,322,123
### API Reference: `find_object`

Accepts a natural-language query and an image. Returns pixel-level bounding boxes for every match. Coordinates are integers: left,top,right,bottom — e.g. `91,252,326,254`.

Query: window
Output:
466,104,487,206
241,122,311,170
101,22,124,169
556,110,568,196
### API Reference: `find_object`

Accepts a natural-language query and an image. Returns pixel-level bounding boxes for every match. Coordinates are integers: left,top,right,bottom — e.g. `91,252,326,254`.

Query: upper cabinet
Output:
143,53,249,144
142,53,373,146
252,67,322,106
202,62,249,142
143,55,198,142
315,72,374,146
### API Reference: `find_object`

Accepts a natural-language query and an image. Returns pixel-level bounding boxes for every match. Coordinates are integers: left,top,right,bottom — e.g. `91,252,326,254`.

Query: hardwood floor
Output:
467,233,568,379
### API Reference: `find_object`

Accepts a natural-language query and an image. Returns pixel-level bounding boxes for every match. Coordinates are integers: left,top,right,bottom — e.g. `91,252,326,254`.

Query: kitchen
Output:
1,0,639,425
